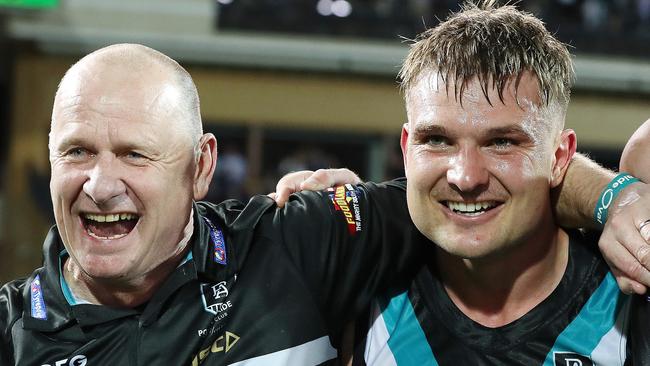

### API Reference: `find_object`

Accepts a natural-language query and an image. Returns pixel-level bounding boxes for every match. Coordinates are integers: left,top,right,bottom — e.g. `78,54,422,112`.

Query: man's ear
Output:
551,129,577,188
400,123,410,176
193,133,218,200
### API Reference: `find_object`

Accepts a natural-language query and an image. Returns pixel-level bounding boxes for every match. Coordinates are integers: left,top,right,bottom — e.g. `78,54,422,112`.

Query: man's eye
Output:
492,138,513,148
427,135,449,146
126,151,146,160
66,148,88,158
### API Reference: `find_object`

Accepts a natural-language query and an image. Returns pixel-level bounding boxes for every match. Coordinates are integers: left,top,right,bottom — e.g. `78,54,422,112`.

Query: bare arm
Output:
555,119,650,294
552,153,615,229
598,119,650,294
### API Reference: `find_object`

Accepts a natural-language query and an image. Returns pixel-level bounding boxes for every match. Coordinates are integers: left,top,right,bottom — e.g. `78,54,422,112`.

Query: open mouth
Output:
444,201,500,217
82,213,139,240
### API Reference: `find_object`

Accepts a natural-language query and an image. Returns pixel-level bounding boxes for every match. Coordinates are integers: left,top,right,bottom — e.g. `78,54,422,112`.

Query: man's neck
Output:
62,247,189,308
437,227,570,328
62,209,195,308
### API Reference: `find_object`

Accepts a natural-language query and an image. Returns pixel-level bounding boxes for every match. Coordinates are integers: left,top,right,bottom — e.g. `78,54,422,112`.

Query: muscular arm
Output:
599,118,650,294
552,153,615,229
556,120,650,294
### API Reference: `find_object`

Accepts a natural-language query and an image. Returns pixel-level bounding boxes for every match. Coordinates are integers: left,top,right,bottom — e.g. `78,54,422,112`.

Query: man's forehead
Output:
405,69,553,141
407,69,543,108
55,67,182,120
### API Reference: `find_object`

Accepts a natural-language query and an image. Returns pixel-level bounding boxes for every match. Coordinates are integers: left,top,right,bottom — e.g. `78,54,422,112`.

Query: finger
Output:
301,169,361,190
612,267,647,295
631,281,647,295
275,171,314,207
620,223,650,279
599,232,650,287
640,222,650,243
608,264,645,295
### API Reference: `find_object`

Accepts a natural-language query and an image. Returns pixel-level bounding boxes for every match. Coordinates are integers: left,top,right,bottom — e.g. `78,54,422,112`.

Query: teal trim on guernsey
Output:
380,291,438,365
542,272,625,365
179,250,194,266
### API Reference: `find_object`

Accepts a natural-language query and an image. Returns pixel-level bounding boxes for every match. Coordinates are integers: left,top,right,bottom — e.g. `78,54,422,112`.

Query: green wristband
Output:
594,172,640,226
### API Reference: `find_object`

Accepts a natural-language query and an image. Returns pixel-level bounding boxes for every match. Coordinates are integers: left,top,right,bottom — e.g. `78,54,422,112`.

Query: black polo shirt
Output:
0,180,422,365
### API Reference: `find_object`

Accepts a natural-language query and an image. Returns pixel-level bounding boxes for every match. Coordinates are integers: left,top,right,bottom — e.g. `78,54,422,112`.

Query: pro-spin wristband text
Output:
594,172,640,226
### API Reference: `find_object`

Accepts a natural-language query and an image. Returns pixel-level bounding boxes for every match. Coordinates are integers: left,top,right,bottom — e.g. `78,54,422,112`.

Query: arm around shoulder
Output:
553,153,615,229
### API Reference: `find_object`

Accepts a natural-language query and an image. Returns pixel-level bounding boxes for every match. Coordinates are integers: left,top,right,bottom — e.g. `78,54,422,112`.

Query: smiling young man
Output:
344,3,649,365
401,70,577,330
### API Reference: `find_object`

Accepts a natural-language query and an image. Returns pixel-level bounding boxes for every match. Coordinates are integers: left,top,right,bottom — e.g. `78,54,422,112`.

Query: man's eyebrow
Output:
484,125,533,139
53,135,87,150
412,124,450,137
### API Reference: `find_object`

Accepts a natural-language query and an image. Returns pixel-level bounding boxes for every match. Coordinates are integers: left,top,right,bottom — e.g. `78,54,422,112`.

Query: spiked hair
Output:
399,1,574,111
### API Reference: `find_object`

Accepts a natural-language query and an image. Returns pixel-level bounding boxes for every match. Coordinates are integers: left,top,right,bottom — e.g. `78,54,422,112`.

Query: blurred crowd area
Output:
206,144,343,203
203,133,405,204
219,0,650,57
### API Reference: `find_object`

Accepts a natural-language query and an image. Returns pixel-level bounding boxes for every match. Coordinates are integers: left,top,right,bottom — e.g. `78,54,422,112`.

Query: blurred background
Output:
0,0,649,283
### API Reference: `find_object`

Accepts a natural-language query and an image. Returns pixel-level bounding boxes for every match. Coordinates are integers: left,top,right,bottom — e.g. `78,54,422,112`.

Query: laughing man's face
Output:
49,61,196,282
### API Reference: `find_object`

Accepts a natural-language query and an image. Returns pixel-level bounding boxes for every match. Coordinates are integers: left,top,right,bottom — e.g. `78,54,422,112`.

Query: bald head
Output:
51,44,203,150
47,44,220,288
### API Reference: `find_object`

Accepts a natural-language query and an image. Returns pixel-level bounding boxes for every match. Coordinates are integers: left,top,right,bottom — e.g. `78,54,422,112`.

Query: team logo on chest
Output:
554,352,593,366
200,280,233,316
198,278,236,337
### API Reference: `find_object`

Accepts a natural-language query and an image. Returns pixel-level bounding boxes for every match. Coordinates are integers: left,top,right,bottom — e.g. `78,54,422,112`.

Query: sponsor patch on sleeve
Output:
30,274,48,320
327,184,362,235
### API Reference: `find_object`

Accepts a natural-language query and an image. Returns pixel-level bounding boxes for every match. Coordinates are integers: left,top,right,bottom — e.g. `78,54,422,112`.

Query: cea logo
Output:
554,352,593,366
41,355,87,366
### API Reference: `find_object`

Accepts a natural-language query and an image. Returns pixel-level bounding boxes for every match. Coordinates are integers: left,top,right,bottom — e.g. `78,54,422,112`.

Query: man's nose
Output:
83,155,126,205
446,147,489,192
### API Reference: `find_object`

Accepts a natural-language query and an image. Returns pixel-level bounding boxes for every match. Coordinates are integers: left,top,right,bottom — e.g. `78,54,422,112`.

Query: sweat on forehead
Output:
405,69,565,136
406,70,544,109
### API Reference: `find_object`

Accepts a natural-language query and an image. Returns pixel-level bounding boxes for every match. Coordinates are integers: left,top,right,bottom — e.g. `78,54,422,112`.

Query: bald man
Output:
1,44,650,366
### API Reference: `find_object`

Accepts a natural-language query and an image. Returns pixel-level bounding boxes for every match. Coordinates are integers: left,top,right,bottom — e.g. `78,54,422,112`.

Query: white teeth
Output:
84,213,137,222
86,231,128,240
447,201,496,214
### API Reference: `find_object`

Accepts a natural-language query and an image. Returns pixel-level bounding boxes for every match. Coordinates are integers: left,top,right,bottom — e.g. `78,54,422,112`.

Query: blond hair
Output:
399,1,574,111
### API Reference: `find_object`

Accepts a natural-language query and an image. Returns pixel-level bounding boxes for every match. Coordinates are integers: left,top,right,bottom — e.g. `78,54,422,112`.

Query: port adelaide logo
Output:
327,184,362,235
200,280,233,316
